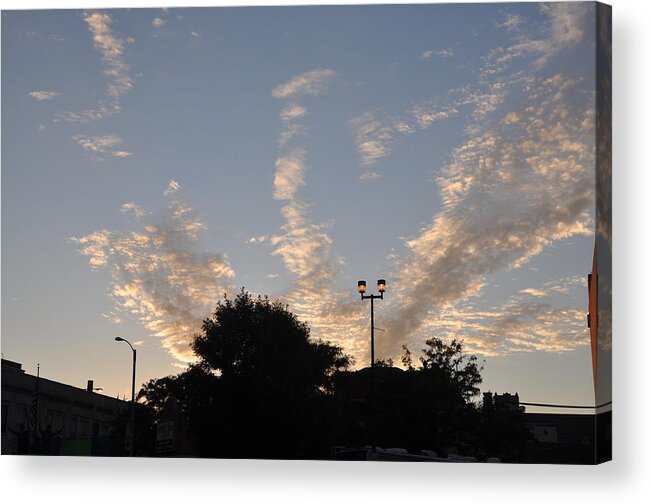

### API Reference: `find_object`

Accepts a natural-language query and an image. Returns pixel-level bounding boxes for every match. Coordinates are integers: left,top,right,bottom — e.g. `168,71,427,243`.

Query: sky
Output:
2,3,599,411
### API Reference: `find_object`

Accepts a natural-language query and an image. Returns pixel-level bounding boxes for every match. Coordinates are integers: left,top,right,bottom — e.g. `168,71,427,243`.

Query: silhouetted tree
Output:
193,290,350,395
332,338,485,457
418,337,483,401
140,289,351,459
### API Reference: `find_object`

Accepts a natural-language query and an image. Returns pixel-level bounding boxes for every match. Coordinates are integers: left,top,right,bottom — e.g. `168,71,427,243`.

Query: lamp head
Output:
114,337,124,342
358,280,367,294
377,279,386,293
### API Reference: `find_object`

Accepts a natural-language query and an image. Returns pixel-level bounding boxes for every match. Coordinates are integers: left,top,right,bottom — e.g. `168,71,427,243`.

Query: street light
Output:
358,279,386,367
115,336,136,457
358,278,386,456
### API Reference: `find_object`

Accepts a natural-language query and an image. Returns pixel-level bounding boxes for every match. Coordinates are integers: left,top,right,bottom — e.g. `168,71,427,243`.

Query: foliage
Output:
136,291,532,461
418,337,484,401
192,290,350,394
140,289,351,458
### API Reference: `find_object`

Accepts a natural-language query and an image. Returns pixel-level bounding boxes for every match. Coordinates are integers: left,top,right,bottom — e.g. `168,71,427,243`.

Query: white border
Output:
2,0,650,502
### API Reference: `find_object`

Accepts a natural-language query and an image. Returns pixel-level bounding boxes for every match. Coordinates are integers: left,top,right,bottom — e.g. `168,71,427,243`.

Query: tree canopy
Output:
140,290,351,458
135,291,530,461
192,290,350,395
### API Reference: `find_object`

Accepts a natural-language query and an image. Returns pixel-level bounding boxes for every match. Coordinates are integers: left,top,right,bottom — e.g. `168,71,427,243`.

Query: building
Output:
1,358,128,456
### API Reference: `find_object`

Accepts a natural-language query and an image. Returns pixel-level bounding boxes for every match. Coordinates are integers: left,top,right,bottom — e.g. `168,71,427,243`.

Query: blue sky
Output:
2,3,598,410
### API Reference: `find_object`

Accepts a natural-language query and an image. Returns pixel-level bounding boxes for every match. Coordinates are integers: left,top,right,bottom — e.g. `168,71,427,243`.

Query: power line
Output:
520,401,612,410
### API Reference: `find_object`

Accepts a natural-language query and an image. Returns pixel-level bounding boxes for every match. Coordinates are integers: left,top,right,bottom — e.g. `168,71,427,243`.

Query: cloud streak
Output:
56,11,133,123
272,68,336,99
379,71,594,358
71,184,235,361
72,134,131,159
29,90,60,101
270,69,369,363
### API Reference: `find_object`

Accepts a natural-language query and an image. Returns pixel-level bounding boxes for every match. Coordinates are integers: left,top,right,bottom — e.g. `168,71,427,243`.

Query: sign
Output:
156,421,174,453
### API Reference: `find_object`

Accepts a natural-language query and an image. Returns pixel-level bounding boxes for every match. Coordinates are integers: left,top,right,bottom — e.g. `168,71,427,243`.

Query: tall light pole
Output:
115,336,136,457
358,278,386,456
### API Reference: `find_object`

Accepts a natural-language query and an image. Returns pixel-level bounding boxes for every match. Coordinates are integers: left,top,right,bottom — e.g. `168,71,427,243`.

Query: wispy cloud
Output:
272,68,336,99
349,111,394,167
270,69,368,363
57,11,132,123
120,202,148,219
29,90,60,101
273,148,307,201
71,185,235,362
421,48,454,59
421,293,587,356
349,104,457,167
358,171,380,182
72,134,130,159
248,235,268,245
83,11,133,99
379,72,594,358
152,17,166,28
277,103,309,146
520,288,548,298
497,12,525,32
164,180,182,196
483,3,589,77
280,103,308,122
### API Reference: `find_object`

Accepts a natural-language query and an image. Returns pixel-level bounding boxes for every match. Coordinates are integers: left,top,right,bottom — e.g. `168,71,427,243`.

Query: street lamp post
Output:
358,279,386,456
115,336,136,457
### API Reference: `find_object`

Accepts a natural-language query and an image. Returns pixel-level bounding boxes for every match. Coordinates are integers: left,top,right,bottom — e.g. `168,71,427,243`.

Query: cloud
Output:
72,134,130,159
280,103,308,123
248,235,268,245
55,101,122,124
73,134,121,152
268,77,369,363
272,68,336,99
377,73,595,359
277,103,308,147
101,311,123,324
265,273,280,279
359,171,380,182
520,288,548,298
497,13,525,32
481,3,589,77
71,186,235,362
152,17,166,28
164,180,182,196
422,48,454,59
421,293,588,356
273,148,307,201
191,31,201,38
57,11,132,123
410,104,458,129
349,111,395,166
120,202,148,219
29,91,60,101
349,104,457,166
83,11,133,98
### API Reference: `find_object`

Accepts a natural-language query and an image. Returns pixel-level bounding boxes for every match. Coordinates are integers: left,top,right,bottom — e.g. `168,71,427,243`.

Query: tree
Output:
140,289,351,459
192,289,350,394
418,337,483,401
331,338,485,456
